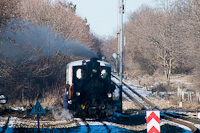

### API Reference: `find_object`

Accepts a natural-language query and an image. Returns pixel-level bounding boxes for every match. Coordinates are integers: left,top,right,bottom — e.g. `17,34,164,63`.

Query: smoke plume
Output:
0,19,98,62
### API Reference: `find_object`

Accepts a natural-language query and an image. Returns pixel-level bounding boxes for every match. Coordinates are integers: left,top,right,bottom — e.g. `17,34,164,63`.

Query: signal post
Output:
119,0,124,113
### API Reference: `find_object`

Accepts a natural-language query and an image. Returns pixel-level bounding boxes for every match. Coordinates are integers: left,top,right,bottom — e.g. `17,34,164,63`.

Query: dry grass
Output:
123,73,200,112
122,100,141,110
42,94,63,108
7,86,64,110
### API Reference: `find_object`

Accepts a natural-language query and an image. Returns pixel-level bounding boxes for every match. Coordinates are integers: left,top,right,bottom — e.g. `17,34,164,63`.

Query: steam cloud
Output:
52,106,73,121
0,19,98,61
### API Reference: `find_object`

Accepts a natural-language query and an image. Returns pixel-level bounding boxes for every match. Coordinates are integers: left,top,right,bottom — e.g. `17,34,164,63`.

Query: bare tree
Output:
124,4,191,90
17,0,98,52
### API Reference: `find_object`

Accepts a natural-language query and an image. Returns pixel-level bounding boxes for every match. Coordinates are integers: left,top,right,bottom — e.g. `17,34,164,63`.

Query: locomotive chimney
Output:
90,57,99,62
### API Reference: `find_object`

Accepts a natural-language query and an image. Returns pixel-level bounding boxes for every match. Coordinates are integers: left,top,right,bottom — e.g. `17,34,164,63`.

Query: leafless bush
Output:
0,0,102,105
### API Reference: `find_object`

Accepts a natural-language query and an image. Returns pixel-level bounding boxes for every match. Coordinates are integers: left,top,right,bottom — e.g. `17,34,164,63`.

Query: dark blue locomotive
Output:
63,58,115,119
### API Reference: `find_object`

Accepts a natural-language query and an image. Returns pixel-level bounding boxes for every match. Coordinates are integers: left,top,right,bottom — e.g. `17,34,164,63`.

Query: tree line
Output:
102,0,200,90
0,0,102,104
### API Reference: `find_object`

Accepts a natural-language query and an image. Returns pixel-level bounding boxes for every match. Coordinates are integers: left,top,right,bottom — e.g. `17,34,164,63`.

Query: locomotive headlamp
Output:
68,100,72,104
76,92,81,96
92,69,97,73
107,93,112,98
101,69,107,79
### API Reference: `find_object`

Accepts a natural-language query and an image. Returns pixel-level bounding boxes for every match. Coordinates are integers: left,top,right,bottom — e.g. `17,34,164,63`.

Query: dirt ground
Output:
122,74,200,120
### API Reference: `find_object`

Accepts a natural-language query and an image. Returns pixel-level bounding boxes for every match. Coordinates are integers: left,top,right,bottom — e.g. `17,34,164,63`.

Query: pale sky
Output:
70,0,155,37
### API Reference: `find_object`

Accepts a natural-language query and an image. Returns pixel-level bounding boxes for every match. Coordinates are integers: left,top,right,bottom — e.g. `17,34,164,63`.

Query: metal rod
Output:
119,0,124,113
28,70,32,105
37,114,40,132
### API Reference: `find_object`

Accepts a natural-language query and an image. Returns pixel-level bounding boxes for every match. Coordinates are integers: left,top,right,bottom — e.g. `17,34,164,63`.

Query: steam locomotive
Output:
63,58,116,119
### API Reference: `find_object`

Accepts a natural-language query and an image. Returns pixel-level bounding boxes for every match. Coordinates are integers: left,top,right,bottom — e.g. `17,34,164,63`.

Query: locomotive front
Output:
64,58,115,119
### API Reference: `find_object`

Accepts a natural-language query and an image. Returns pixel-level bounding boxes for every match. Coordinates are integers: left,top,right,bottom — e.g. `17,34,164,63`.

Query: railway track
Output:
0,116,10,133
112,73,159,110
80,118,91,133
76,118,111,133
111,73,199,133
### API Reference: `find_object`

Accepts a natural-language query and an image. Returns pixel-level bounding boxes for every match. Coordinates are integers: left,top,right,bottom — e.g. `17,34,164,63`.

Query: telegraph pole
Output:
119,0,124,113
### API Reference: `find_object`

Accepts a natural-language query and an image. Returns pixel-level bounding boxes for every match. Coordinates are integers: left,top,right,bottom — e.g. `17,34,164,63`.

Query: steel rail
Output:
80,118,90,133
161,115,199,133
111,73,199,133
99,120,111,133
112,73,159,110
0,116,10,133
164,112,200,124
112,80,147,110
80,118,111,133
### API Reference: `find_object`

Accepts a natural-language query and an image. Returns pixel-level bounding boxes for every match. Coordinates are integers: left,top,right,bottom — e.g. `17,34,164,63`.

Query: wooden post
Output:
189,92,192,103
197,92,199,104
182,91,185,101
179,88,183,107
177,86,180,96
